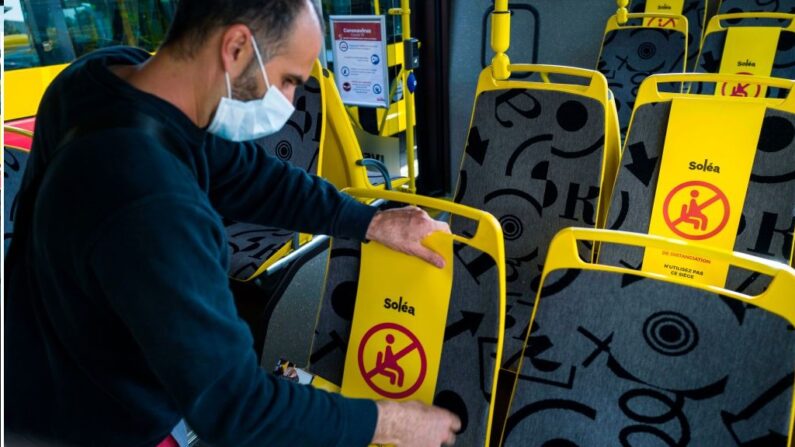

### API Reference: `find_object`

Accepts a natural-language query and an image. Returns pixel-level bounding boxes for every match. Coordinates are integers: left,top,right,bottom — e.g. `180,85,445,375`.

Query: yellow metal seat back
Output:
501,227,795,446
597,12,689,132
602,73,795,294
694,12,795,98
453,64,621,371
309,189,506,446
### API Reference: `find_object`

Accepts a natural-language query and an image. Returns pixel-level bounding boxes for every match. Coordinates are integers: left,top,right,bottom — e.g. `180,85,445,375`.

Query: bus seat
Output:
694,12,795,97
719,0,795,15
308,188,506,447
319,69,410,193
630,0,709,71
500,228,795,446
225,61,326,282
4,145,31,255
601,73,795,291
451,65,621,370
597,12,689,132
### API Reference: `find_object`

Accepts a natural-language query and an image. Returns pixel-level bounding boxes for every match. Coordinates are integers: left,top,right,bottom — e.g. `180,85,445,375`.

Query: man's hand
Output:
373,400,461,446
365,206,451,268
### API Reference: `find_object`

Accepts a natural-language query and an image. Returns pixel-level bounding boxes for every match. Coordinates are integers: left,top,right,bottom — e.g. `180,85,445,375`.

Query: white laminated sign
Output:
330,15,390,108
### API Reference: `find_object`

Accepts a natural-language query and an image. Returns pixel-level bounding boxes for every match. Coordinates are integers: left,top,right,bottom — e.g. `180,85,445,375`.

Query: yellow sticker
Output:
341,233,453,404
644,0,685,28
642,98,765,285
716,27,780,98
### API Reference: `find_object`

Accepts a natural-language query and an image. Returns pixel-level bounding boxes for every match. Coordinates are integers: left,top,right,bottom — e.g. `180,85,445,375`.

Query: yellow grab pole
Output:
617,0,629,24
491,0,511,80
390,0,417,192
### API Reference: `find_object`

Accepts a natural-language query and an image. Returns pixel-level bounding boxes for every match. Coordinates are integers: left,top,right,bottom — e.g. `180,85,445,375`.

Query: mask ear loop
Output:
224,72,233,98
250,36,271,89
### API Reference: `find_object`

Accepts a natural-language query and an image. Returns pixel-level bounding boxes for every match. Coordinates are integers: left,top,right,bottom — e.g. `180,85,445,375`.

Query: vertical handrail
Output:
491,0,511,80
389,0,417,192
617,0,629,24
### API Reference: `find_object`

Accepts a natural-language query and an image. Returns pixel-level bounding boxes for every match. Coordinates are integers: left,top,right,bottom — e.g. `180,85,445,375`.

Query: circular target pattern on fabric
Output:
275,141,293,161
499,215,524,241
758,115,795,153
637,42,657,60
433,390,469,433
331,281,357,321
643,311,699,357
556,100,588,132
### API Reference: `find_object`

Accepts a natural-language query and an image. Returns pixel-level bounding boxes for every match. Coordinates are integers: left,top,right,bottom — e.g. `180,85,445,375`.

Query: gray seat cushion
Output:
630,0,707,71
309,236,502,446
4,147,30,255
503,269,795,446
602,102,795,290
454,88,608,369
225,76,323,281
598,25,687,131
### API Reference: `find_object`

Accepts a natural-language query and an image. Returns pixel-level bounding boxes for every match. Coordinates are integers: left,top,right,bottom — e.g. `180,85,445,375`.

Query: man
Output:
4,0,460,445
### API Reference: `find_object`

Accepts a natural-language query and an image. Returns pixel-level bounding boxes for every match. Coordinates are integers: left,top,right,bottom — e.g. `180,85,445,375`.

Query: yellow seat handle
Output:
637,72,795,108
545,228,795,325
707,12,795,33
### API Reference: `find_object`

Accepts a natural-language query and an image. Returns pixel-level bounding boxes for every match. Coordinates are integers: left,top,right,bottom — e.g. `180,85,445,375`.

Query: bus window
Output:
4,0,177,71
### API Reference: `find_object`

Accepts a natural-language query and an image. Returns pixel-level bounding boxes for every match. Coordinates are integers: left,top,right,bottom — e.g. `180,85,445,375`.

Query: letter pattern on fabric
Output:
598,25,687,133
601,102,795,290
3,147,30,255
630,0,707,71
696,25,795,98
309,237,502,447
454,89,607,371
503,269,795,446
225,77,323,280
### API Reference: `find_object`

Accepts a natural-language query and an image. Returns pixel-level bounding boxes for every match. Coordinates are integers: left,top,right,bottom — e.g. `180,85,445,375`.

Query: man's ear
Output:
220,24,254,78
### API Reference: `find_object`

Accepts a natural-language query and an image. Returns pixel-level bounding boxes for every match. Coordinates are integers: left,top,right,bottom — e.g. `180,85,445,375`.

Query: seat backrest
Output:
320,68,395,191
452,65,620,369
597,13,689,132
719,0,795,14
308,189,506,447
4,137,32,255
501,228,795,446
695,12,795,97
630,0,709,70
602,73,795,291
224,60,325,281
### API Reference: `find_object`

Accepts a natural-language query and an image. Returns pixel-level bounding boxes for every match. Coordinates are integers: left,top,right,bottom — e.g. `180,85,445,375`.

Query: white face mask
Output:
207,36,295,142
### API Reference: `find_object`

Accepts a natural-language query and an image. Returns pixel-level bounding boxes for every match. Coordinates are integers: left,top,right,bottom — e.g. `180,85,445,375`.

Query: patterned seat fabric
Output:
602,102,795,288
225,76,323,281
454,88,608,369
309,236,502,446
598,23,687,132
503,269,795,446
630,0,707,71
4,147,31,255
719,0,795,14
695,21,795,97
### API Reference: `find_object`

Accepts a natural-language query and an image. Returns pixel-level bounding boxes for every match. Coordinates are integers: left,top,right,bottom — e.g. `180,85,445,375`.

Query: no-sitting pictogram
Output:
357,322,427,399
663,180,730,240
720,73,762,98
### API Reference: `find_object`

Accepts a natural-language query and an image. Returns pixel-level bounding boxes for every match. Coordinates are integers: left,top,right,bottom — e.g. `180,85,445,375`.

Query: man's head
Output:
162,0,323,105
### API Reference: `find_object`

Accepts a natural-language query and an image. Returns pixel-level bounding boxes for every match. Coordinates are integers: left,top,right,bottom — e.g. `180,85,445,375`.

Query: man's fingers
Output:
431,219,451,234
413,244,446,269
448,412,462,433
443,433,457,446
